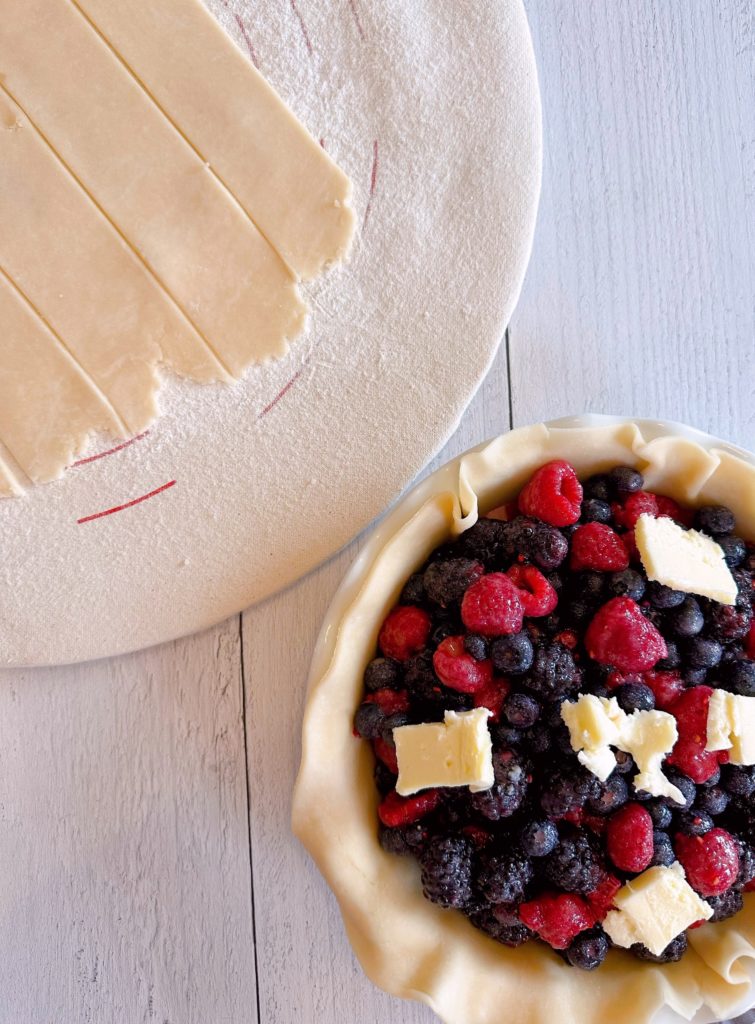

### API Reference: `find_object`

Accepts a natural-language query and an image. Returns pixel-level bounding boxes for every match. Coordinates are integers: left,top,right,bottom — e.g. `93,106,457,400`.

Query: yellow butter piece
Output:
603,863,712,956
706,689,755,765
394,709,494,796
635,514,737,605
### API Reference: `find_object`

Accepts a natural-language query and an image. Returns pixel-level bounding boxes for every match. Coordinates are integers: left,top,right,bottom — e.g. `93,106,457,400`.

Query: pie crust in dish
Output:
292,416,755,1024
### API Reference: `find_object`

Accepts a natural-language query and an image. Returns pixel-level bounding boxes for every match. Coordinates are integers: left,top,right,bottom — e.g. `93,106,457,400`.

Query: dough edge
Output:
292,417,755,1024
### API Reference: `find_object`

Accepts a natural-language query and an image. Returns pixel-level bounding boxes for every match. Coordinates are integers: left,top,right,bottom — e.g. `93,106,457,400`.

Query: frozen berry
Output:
518,460,583,527
490,631,534,675
695,786,729,817
667,686,723,784
615,682,655,713
506,565,558,617
676,809,714,836
420,835,474,908
695,505,736,536
656,641,682,670
647,800,673,829
373,736,399,774
721,764,755,798
472,676,511,722
586,775,629,816
472,749,529,820
646,582,686,609
707,889,744,921
433,636,493,693
583,474,611,501
519,819,559,857
544,831,605,894
675,827,740,896
423,558,485,607
519,892,596,949
354,701,386,739
478,849,533,904
581,499,612,524
470,909,533,947
461,574,524,637
684,637,722,669
614,491,659,529
607,569,645,602
565,927,609,970
609,466,644,494
378,789,442,827
503,517,570,569
632,933,687,963
379,606,432,661
682,666,708,687
459,517,508,565
570,523,629,572
606,803,654,872
540,766,600,818
400,573,426,605
737,842,755,889
464,634,489,661
709,603,753,641
364,657,402,692
723,659,755,697
663,771,696,810
585,597,667,672
379,821,429,855
719,535,746,568
641,669,685,710
503,691,541,728
650,829,676,867
670,597,705,638
523,642,582,700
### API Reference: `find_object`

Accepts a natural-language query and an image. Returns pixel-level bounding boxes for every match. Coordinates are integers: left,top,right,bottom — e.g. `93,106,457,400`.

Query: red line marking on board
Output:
77,480,176,525
258,369,303,419
71,431,149,468
289,0,313,57
234,14,260,68
362,139,379,232
348,0,366,41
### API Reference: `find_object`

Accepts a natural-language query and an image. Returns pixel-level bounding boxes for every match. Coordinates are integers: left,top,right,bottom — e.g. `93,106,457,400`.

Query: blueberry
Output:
646,582,686,609
663,771,696,810
616,683,655,713
491,632,534,675
647,800,673,829
723,659,755,697
353,702,385,739
718,535,746,568
684,637,722,669
400,573,426,605
583,474,611,501
656,640,681,670
650,830,675,867
503,692,541,728
695,786,729,817
607,569,645,602
374,760,397,795
586,774,629,815
609,466,644,494
722,764,755,798
694,505,736,536
519,819,559,857
464,634,489,661
675,809,713,836
581,499,612,524
380,711,409,743
613,749,636,775
566,928,609,971
700,765,721,788
682,667,708,687
575,571,605,602
670,597,705,637
364,657,401,692
491,724,523,748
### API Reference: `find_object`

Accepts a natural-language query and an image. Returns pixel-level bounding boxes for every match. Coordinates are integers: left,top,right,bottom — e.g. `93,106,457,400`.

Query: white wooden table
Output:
1,3,752,1022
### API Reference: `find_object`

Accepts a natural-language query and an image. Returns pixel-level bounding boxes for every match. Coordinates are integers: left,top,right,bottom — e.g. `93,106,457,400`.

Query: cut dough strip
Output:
0,0,307,377
72,0,355,280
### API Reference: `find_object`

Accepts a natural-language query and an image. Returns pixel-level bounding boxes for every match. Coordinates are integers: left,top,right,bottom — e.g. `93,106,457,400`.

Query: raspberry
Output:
746,620,755,659
518,892,596,949
585,597,667,672
378,605,431,661
372,736,398,773
655,495,692,525
606,804,654,872
675,827,740,897
506,564,558,617
364,688,410,715
585,874,621,920
570,523,630,572
433,636,493,693
378,788,442,827
461,573,524,637
641,670,685,710
612,491,659,529
622,528,640,562
472,676,511,721
667,686,726,783
518,460,583,527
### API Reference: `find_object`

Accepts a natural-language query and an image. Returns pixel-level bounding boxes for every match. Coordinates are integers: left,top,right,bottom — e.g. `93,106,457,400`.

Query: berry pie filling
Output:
354,461,755,969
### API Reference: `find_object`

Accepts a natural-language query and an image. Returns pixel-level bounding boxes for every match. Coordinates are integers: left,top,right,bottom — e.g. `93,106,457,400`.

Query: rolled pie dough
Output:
0,0,354,493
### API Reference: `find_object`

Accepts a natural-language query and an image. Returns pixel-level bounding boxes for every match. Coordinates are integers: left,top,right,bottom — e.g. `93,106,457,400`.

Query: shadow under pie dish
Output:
292,415,755,1024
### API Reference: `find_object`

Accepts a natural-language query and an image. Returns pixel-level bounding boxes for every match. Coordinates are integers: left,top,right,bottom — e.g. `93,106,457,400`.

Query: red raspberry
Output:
373,736,398,774
518,892,595,949
586,873,622,919
378,606,431,661
667,686,727,783
570,523,630,572
364,688,410,715
461,825,493,849
746,619,755,659
605,670,642,690
613,491,659,529
378,788,441,827
506,565,558,617
461,573,524,637
744,877,755,893
518,460,583,527
585,597,667,672
582,812,608,835
556,629,578,650
606,803,654,872
622,528,640,562
642,669,685,710
655,495,693,526
472,676,511,721
675,828,740,897
561,807,585,827
433,636,494,693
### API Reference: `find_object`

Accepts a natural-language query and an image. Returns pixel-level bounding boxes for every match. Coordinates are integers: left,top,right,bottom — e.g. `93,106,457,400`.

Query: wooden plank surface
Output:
0,1,752,1023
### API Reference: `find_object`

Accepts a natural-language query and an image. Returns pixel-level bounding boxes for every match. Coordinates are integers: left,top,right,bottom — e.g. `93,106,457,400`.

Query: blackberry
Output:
656,640,681,670
364,657,401,692
632,933,687,963
647,800,673,829
544,831,604,894
650,830,675,867
719,535,746,568
380,822,428,856
470,909,532,947
423,558,484,607
581,498,612,524
519,819,559,857
540,765,600,818
574,571,605,603
503,692,541,728
583,473,611,501
431,617,457,647
523,642,582,700
478,849,533,905
566,928,610,970
646,582,685,609
707,602,752,641
502,517,569,570
459,518,508,566
586,774,629,816
682,667,708,687
404,653,472,718
615,683,655,713
723,659,755,697
471,750,529,821
695,786,729,817
736,842,755,889
722,764,755,798
354,701,385,739
670,597,704,637
524,723,553,754
464,634,489,661
400,573,426,605
607,569,645,602
706,889,744,922
675,810,713,836
420,835,474,909
694,505,736,536
491,632,534,675
684,637,722,669
609,466,644,494
663,771,696,810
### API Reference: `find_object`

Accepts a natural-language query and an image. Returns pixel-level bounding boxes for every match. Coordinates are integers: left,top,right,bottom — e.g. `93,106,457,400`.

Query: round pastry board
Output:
0,0,541,667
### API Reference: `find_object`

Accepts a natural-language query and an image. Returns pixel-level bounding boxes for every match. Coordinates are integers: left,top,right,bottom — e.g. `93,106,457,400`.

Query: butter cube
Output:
706,689,755,765
603,863,712,956
394,708,494,796
635,514,737,605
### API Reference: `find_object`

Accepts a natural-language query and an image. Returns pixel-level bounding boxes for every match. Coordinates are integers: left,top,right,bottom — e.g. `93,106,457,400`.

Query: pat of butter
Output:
561,694,683,802
706,689,755,765
394,708,494,796
603,863,712,956
635,513,737,605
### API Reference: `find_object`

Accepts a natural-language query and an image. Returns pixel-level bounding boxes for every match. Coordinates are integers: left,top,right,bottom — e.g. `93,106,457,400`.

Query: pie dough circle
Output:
293,416,755,1024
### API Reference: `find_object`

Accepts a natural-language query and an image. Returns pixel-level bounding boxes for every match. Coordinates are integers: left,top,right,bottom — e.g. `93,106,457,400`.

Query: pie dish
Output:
292,415,755,1024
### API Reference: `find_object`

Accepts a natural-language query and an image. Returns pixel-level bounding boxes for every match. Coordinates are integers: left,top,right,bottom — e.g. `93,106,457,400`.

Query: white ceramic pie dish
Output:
292,414,755,1024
